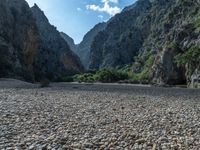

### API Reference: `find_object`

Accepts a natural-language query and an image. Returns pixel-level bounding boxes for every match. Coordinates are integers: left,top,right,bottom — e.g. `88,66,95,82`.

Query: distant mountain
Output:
89,0,151,70
31,4,84,80
88,0,200,87
0,0,83,81
60,32,77,54
76,23,107,69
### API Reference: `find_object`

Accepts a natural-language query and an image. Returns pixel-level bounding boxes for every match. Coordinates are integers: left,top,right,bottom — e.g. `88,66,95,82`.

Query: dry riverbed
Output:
0,79,200,149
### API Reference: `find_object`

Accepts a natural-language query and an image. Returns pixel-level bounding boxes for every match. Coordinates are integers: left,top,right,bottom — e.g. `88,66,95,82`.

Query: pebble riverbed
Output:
0,82,200,150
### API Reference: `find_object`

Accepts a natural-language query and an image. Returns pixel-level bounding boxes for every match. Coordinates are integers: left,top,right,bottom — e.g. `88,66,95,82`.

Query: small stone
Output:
28,145,35,150
83,142,94,148
152,144,157,150
135,138,146,144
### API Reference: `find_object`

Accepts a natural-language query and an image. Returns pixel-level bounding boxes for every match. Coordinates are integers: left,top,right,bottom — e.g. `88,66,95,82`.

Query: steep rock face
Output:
89,0,200,86
89,0,152,69
77,23,106,69
152,47,186,85
0,0,39,80
0,0,83,81
60,32,77,53
31,4,84,81
146,0,200,85
190,65,200,88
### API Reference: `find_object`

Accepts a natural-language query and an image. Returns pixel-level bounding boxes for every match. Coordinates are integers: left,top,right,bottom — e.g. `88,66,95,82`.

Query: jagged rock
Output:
88,0,200,86
60,32,77,53
190,66,200,88
31,4,84,81
0,0,39,81
77,23,106,69
0,0,83,81
60,23,106,70
152,47,186,85
89,0,152,70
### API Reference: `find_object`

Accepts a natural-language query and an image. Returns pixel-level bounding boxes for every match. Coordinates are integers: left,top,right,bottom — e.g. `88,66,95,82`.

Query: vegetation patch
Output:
194,18,200,29
40,78,50,88
167,42,179,49
179,0,190,6
130,52,155,84
175,45,200,76
175,45,200,66
73,68,129,83
63,52,155,84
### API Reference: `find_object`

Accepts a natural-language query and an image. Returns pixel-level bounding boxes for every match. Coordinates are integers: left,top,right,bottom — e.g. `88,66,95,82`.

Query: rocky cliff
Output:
77,23,106,69
0,0,39,80
89,0,200,87
0,0,83,81
31,4,83,81
60,32,77,53
89,0,151,70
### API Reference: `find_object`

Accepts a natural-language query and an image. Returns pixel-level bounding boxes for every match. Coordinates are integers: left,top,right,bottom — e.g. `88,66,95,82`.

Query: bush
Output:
179,0,190,6
0,46,13,77
95,68,128,83
175,45,200,76
60,76,74,82
73,68,129,83
175,45,200,66
73,73,95,83
130,51,155,83
73,52,155,84
40,78,50,88
194,18,200,29
167,42,179,49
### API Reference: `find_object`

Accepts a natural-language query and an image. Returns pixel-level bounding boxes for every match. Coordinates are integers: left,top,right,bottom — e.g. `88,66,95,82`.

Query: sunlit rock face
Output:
65,23,106,70
89,0,200,86
31,4,84,81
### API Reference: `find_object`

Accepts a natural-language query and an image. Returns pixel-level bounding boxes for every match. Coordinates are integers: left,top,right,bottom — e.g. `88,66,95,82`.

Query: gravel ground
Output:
0,81,200,150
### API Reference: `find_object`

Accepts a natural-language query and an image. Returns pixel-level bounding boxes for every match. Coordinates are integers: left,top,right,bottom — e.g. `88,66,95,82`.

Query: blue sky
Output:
26,0,136,44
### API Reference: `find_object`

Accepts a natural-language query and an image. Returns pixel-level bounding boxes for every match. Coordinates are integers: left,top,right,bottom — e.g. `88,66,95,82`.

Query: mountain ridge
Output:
0,0,83,81
0,0,199,87
85,0,200,87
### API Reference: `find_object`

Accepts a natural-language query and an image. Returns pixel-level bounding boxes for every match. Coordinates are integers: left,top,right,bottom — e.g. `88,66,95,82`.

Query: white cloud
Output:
77,7,82,11
98,15,104,19
86,0,121,16
102,0,119,4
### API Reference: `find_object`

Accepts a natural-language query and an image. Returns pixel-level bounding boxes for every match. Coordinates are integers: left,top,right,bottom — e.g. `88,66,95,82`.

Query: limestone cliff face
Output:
60,23,106,70
89,0,151,70
145,0,200,86
31,4,83,81
89,0,200,86
0,0,83,81
0,0,39,80
76,23,107,70
60,32,77,53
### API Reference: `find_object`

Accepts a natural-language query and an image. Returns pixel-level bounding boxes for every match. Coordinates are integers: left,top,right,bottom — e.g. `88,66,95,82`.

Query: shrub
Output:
130,52,155,83
179,0,190,6
60,76,74,82
0,46,13,77
167,42,179,49
73,52,155,84
73,73,94,83
175,45,200,66
73,68,129,83
40,78,50,88
194,18,200,29
95,68,129,83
